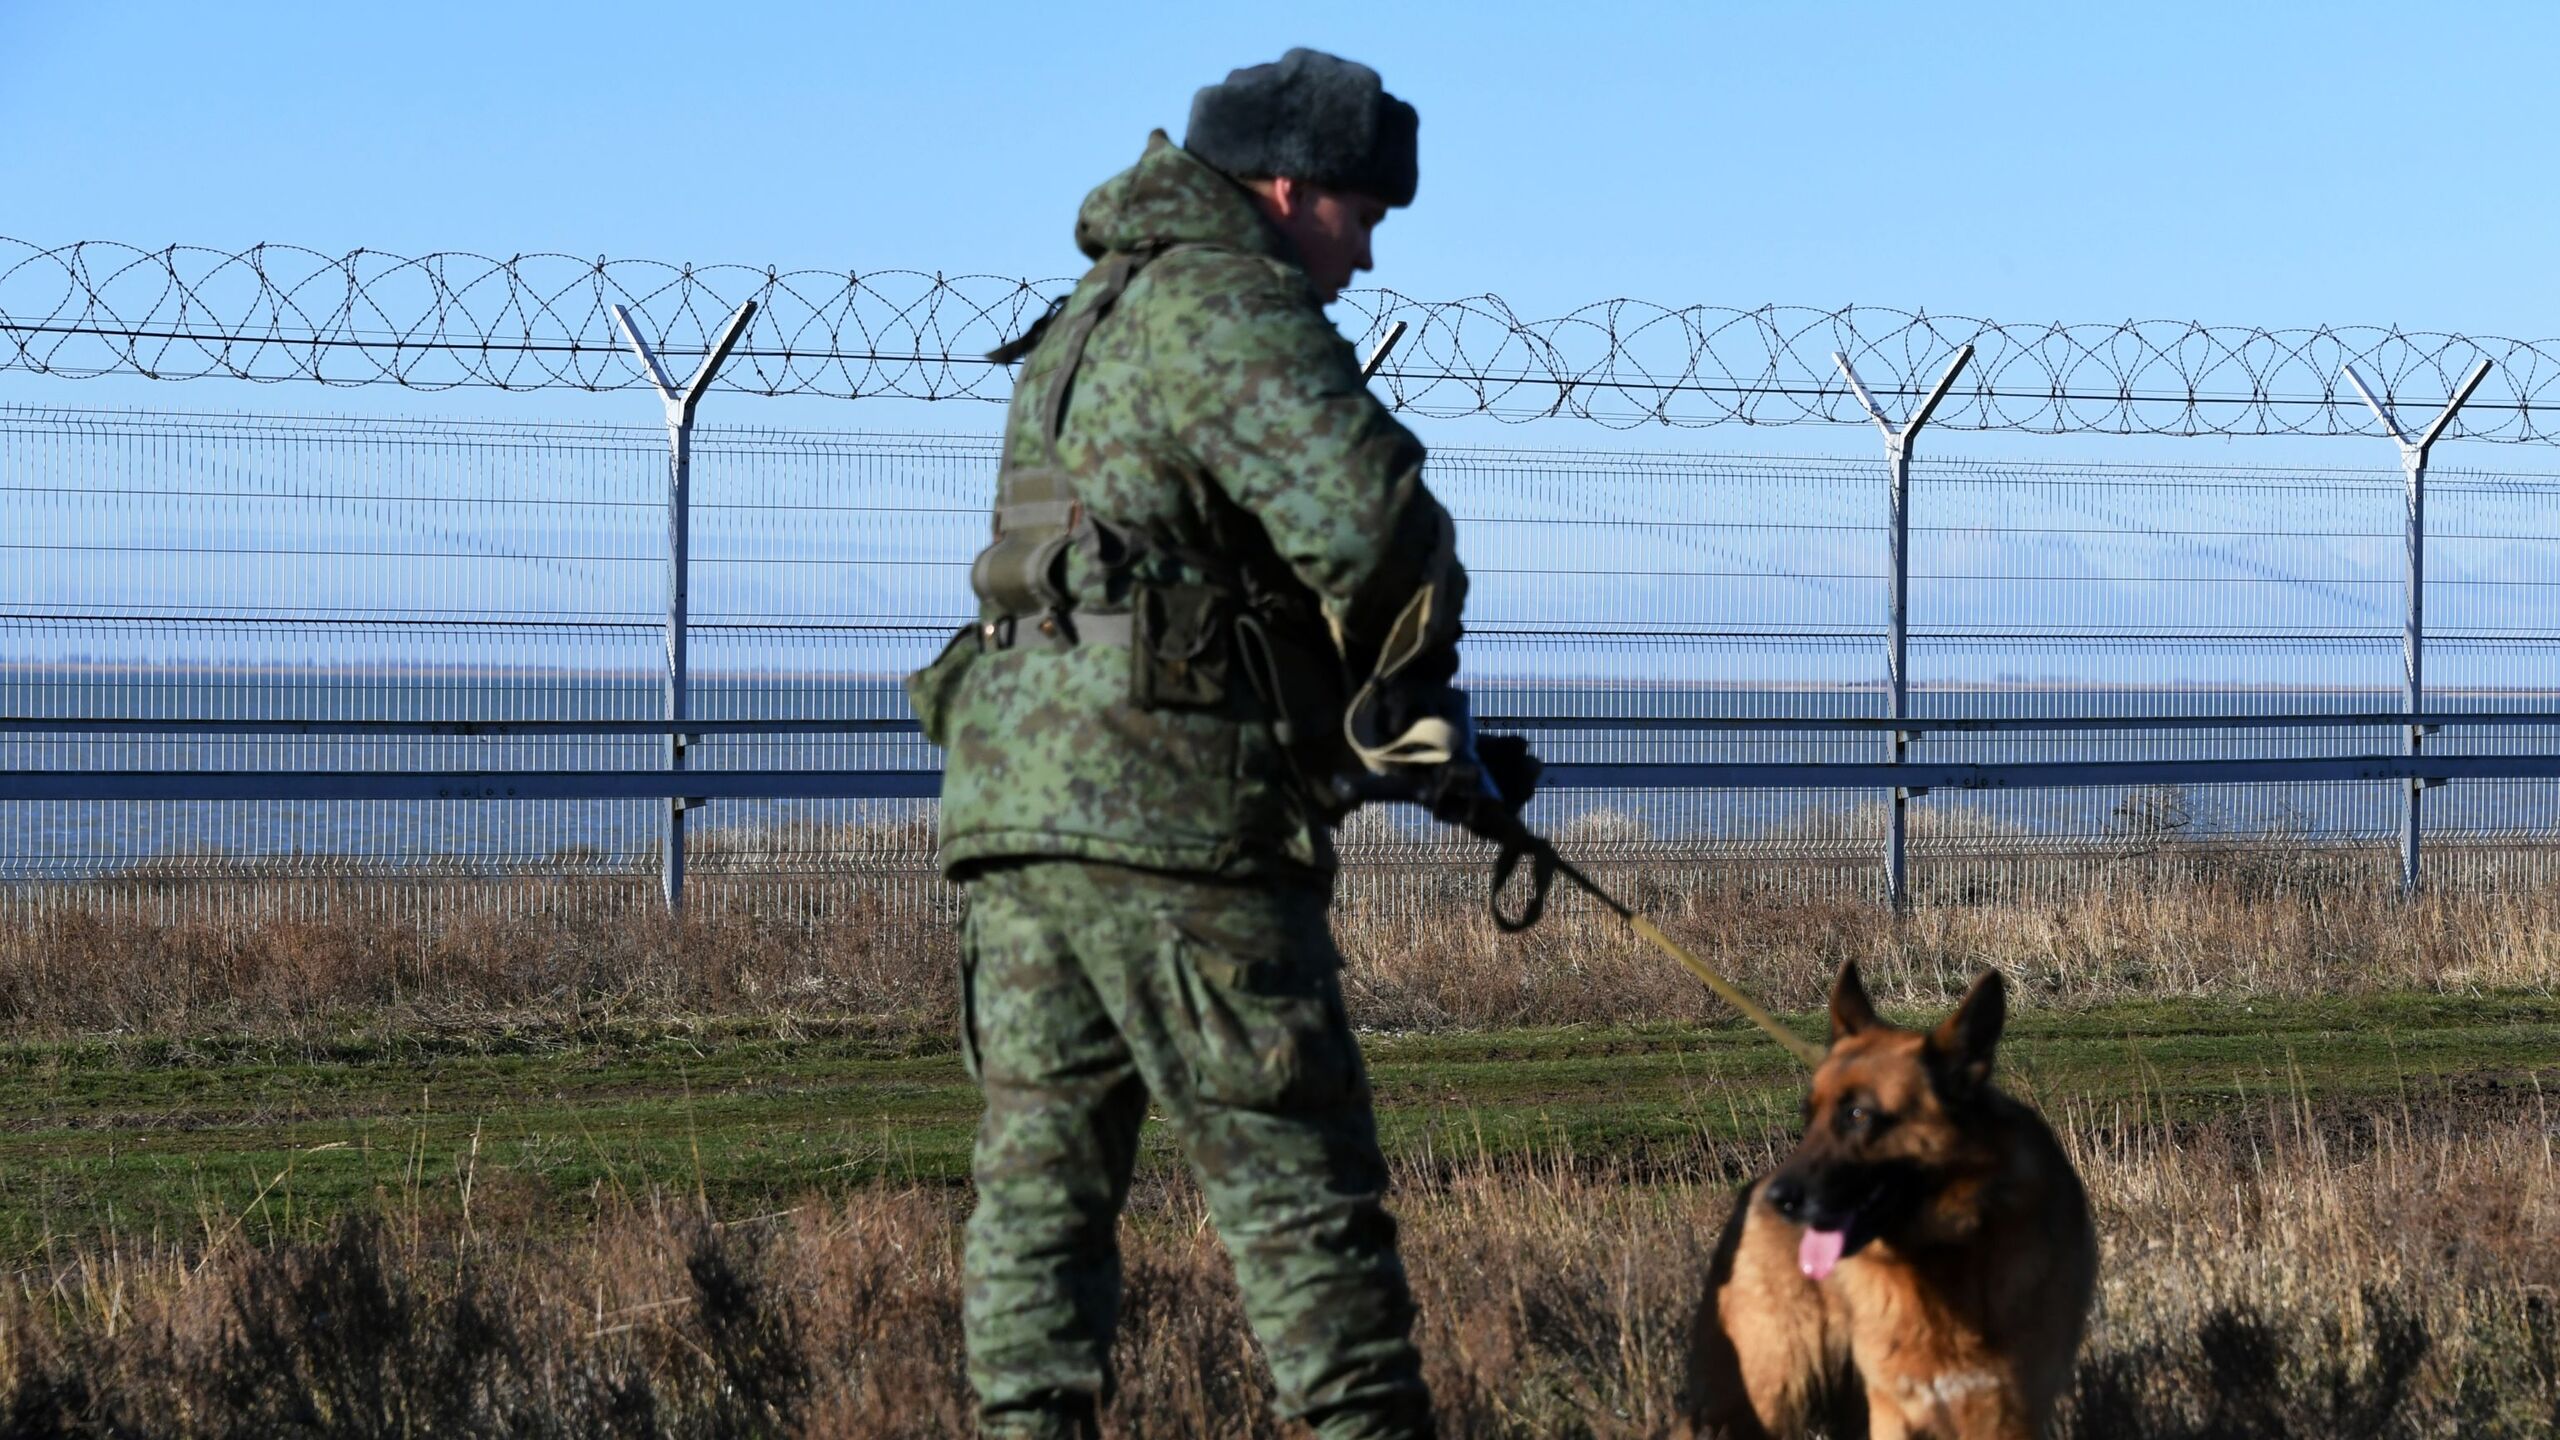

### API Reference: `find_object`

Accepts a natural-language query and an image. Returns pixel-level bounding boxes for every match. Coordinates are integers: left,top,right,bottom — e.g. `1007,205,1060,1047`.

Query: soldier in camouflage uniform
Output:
908,49,1533,1440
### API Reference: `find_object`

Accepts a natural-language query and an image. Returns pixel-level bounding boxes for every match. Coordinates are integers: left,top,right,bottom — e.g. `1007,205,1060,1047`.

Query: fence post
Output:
1360,319,1408,383
2341,357,2491,897
1832,344,1973,910
611,300,758,916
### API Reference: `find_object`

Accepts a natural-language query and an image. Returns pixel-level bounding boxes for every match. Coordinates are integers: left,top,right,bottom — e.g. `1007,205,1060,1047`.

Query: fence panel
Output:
6,406,2560,917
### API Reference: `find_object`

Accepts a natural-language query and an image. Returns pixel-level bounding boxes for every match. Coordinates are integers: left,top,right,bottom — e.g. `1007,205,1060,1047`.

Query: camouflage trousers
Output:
959,859,1433,1440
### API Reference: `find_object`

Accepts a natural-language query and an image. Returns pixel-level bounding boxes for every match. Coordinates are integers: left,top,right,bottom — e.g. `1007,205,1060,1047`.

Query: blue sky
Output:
5,0,2559,677
6,0,2558,454
4,0,2549,326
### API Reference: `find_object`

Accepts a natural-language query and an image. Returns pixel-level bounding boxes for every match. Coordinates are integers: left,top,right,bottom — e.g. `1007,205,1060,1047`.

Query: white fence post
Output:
611,300,758,916
2341,357,2491,896
1833,344,1973,910
1359,320,1408,383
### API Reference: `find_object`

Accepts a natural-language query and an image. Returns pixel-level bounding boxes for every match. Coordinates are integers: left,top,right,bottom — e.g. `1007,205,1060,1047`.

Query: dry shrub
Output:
0,883,957,1039
7,860,2560,1040
0,1192,969,1439
2055,1089,2560,1438
1331,873,2560,1031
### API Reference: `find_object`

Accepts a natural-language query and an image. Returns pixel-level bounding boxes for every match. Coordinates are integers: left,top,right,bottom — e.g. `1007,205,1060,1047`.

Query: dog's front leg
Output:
1861,1365,2034,1440
1683,1187,1836,1438
1682,1270,1805,1438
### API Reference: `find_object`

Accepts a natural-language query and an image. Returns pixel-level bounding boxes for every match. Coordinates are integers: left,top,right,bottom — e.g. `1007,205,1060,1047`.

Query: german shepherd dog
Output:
1681,963,2096,1439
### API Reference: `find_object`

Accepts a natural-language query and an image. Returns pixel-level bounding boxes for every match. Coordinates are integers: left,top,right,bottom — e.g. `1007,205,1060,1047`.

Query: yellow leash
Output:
1626,912,1826,1068
1491,825,1826,1069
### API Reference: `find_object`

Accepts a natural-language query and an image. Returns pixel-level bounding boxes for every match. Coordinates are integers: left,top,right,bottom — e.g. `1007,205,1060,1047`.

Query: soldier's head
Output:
1185,48,1417,304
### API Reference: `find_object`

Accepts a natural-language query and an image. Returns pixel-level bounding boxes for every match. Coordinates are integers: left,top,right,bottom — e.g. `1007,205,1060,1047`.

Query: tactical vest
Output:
927,244,1363,815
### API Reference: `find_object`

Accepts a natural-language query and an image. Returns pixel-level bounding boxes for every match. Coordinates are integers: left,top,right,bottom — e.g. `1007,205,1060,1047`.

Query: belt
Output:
975,610,1135,652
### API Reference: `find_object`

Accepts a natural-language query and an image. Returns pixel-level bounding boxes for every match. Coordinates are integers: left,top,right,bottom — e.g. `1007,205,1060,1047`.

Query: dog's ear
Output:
1829,961,1879,1041
1928,970,2007,1095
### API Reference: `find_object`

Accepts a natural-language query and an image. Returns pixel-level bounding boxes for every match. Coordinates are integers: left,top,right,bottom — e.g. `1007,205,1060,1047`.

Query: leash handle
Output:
1488,830,1560,933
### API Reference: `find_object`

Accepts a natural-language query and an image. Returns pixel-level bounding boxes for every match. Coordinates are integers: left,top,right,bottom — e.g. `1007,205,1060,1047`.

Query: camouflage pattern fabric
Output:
924,130,1455,1439
961,859,1431,1440
931,130,1460,883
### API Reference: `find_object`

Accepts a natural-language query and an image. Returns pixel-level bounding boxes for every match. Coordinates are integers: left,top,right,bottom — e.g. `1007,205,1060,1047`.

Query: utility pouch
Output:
1233,612,1359,818
1131,582,1233,710
968,486,1078,621
903,622,981,747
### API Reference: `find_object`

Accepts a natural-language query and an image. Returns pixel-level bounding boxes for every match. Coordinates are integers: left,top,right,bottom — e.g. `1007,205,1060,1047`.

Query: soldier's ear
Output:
1928,970,2007,1096
1829,961,1879,1042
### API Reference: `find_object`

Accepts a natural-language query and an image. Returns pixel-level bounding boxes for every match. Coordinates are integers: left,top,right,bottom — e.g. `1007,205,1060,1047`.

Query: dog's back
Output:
1682,965,2095,1440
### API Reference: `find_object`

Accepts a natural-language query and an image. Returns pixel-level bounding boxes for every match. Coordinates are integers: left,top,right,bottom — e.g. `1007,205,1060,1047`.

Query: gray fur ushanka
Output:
1184,47,1418,206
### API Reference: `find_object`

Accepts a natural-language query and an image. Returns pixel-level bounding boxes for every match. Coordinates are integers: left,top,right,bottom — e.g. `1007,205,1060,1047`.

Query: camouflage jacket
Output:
917,132,1456,881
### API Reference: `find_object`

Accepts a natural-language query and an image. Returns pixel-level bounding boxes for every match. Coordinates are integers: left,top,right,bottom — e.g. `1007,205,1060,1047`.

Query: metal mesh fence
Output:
5,406,2559,912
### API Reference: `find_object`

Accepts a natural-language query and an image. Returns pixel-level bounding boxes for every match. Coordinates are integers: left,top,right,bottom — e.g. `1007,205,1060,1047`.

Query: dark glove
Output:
1424,732,1542,843
1478,734,1542,815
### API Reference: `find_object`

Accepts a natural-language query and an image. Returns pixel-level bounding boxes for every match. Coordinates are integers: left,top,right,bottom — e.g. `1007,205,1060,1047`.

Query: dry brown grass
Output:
2058,1088,2560,1437
0,1093,2550,1437
1336,868,2560,1031
5,859,2558,1040
0,882,957,1038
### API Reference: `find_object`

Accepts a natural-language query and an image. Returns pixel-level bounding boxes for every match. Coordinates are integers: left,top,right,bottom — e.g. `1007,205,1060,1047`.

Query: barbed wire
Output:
6,237,2559,440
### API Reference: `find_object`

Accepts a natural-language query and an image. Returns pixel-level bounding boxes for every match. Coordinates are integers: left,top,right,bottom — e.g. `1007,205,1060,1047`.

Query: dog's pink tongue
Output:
1799,1227,1847,1281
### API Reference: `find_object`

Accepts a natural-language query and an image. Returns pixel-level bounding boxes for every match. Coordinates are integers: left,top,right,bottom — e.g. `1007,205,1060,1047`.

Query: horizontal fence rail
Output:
13,711,2560,737
13,754,2560,802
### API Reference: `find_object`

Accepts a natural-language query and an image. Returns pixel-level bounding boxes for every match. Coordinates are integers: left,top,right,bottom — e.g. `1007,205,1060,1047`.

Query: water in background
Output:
6,669,2556,879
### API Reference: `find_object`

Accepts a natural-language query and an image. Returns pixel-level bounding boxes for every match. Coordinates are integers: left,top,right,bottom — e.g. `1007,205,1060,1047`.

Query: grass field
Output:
0,990,2552,1254
0,881,2556,1435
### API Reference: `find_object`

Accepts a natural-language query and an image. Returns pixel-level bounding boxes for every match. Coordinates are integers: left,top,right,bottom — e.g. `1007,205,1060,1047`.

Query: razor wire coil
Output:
5,237,2560,439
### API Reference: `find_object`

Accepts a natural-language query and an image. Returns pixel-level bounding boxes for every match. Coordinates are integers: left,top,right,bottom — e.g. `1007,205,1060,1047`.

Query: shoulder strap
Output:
989,242,1217,535
970,245,1193,625
1031,248,1148,467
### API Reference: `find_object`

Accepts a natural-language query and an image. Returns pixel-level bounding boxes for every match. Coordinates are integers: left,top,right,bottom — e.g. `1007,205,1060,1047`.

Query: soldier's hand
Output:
1421,734,1541,844
1477,734,1541,815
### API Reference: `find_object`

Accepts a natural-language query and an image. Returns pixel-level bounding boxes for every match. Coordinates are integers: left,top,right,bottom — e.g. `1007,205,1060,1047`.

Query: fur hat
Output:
1184,48,1418,207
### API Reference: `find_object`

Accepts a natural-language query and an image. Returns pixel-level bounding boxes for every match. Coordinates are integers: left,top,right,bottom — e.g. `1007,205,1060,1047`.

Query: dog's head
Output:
1762,961,2008,1281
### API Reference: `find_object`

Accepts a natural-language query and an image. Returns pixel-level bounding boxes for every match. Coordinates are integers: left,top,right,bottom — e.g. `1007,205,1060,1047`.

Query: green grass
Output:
1,990,2553,1257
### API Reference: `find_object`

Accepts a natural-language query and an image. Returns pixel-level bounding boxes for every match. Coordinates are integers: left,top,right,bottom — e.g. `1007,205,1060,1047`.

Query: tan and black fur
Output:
1682,963,2096,1439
